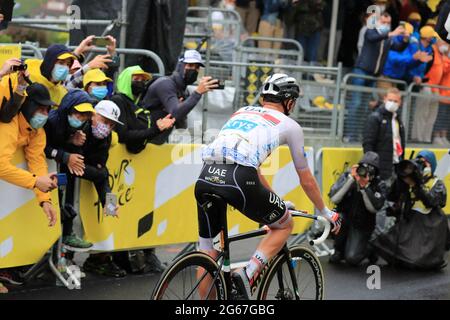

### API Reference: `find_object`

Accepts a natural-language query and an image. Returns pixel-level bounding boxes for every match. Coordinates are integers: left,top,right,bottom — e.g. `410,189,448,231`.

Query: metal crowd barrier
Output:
202,60,343,141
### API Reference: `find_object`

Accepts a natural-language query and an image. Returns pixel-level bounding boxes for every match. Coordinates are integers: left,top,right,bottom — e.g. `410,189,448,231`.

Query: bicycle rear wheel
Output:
257,246,324,300
151,252,227,300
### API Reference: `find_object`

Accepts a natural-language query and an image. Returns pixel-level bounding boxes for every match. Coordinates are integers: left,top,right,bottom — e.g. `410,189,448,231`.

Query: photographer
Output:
328,151,386,266
0,58,30,123
372,150,448,270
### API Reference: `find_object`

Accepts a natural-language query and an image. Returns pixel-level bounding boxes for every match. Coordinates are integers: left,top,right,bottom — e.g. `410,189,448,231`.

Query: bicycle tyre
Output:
151,251,227,300
257,246,325,300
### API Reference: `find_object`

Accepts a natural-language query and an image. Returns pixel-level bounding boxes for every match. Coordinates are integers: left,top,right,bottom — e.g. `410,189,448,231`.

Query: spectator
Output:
0,84,58,288
78,101,127,278
363,87,405,182
344,12,405,142
328,151,386,266
235,0,262,35
44,89,96,251
433,41,450,147
142,49,218,144
83,69,113,103
111,66,175,274
257,0,286,49
112,66,175,154
291,0,325,65
372,150,448,270
379,22,432,89
410,26,440,143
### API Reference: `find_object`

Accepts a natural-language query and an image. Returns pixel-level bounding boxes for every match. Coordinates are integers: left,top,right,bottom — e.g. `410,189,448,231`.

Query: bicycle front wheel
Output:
151,251,227,300
257,246,324,300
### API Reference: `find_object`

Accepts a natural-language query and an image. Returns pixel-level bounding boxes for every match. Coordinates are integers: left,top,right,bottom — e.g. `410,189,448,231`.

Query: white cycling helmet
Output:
261,73,301,101
261,73,301,115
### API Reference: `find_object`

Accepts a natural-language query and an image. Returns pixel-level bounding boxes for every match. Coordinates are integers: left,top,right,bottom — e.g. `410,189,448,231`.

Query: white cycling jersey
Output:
202,106,308,170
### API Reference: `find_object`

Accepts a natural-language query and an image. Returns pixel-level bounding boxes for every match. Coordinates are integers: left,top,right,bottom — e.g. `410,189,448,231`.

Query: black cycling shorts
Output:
195,163,289,239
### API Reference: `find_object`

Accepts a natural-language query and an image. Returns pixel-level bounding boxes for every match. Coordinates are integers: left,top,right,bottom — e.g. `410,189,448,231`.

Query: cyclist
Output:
195,73,342,299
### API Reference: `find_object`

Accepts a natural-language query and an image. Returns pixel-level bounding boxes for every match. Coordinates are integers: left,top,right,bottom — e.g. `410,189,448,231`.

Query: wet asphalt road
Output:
1,238,449,300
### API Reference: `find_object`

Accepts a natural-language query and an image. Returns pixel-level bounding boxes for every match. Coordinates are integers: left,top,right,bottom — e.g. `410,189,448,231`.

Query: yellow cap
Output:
83,68,112,88
420,26,438,38
404,22,414,35
426,18,437,26
408,12,422,21
57,52,77,61
74,102,95,113
132,69,152,80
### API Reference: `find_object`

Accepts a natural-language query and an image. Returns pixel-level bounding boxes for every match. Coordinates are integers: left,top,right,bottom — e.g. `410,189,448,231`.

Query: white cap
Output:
95,100,124,125
182,49,205,67
212,11,224,29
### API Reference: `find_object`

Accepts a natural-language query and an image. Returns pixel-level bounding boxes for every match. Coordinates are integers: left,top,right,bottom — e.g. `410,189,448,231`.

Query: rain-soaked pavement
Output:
1,238,449,300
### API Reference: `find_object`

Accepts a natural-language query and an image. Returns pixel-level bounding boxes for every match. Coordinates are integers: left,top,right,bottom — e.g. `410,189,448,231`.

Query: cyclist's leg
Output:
231,165,294,285
194,174,228,299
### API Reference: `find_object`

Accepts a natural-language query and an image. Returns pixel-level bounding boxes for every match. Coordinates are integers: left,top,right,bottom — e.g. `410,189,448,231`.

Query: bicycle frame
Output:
196,206,321,300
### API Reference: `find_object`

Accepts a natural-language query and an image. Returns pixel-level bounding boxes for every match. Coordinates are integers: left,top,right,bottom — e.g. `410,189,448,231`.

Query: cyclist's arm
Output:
285,121,328,213
297,168,326,211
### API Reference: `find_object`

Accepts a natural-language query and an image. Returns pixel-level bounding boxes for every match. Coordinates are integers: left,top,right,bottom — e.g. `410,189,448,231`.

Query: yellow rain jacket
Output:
0,112,51,205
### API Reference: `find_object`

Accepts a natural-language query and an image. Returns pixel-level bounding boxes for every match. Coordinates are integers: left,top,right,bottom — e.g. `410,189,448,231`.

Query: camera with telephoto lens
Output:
396,158,426,185
356,163,376,179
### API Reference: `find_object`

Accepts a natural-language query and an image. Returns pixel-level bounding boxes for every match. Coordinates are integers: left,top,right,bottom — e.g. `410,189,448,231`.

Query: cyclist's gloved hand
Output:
320,207,342,234
283,200,296,211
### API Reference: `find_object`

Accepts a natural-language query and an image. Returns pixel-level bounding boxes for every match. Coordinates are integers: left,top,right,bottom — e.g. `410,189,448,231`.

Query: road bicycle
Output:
152,193,331,300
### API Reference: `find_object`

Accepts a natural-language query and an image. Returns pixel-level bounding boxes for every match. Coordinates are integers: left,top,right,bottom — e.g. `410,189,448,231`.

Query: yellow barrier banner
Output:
80,144,315,251
322,148,450,214
0,151,60,269
0,45,21,68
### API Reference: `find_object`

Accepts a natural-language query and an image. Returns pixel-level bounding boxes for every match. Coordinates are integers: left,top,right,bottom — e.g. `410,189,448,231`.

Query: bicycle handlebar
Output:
309,216,331,246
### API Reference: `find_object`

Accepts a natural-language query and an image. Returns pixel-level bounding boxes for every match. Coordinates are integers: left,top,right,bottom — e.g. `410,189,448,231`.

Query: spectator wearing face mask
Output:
74,100,127,278
363,88,405,182
344,12,406,142
0,83,57,292
0,84,58,289
44,89,96,251
0,83,58,225
142,50,218,144
83,69,113,103
111,66,176,154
